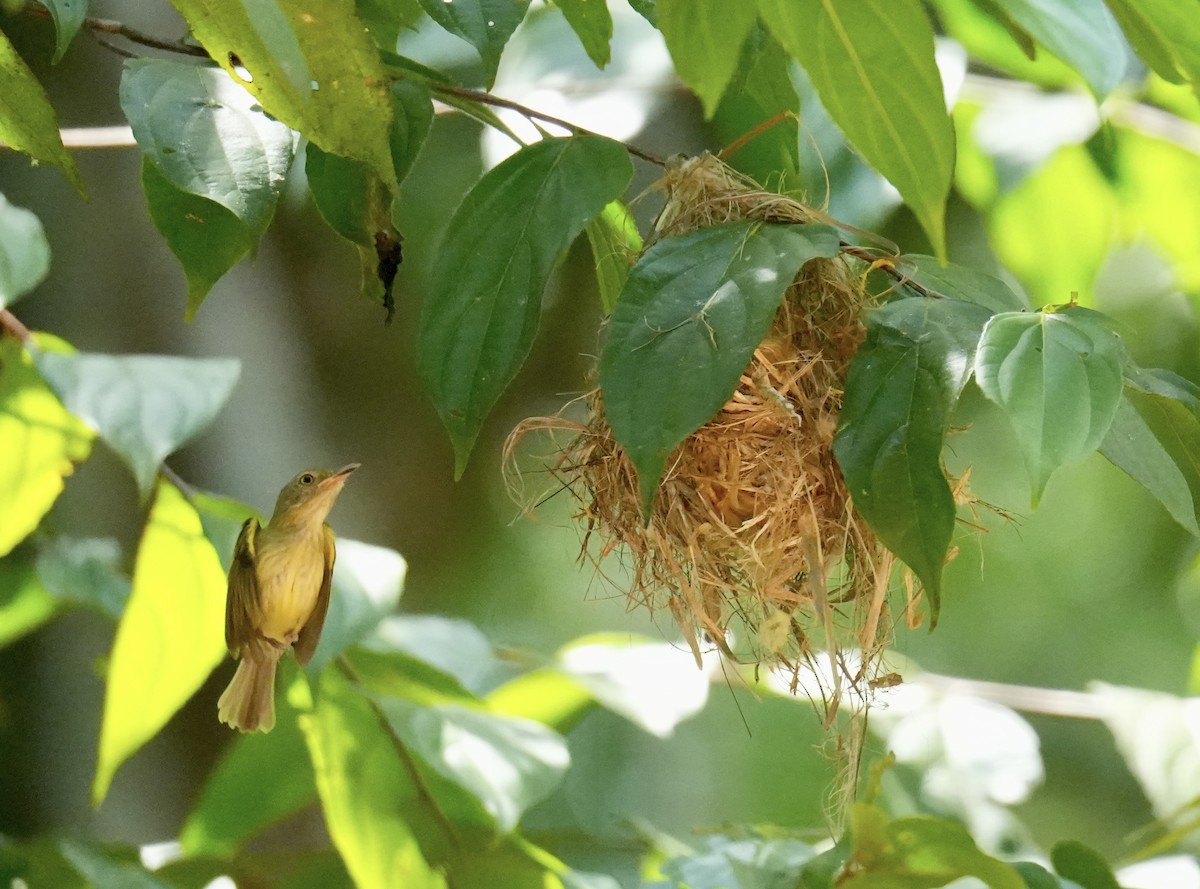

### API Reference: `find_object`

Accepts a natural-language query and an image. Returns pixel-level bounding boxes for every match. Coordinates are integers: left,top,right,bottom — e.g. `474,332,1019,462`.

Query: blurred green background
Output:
1,0,1197,877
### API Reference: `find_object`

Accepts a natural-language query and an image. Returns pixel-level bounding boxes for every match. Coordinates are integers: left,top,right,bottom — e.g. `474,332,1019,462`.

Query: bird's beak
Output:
320,463,361,490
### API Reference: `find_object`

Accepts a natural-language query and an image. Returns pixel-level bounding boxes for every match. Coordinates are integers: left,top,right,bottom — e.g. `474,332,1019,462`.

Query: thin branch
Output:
0,309,31,343
839,243,937,299
26,4,210,58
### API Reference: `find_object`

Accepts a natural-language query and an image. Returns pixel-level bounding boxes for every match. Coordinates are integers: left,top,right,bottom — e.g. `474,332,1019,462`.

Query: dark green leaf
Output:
168,0,397,189
0,835,87,889
0,549,59,649
1012,861,1069,889
42,0,89,63
549,0,613,68
657,0,758,118
1106,0,1200,92
760,0,953,258
377,697,570,832
895,255,1028,312
304,538,407,675
584,200,641,315
834,297,993,625
0,30,85,194
35,536,130,618
997,0,1125,99
626,0,656,26
92,479,228,804
139,158,253,317
417,0,532,87
33,349,241,498
601,220,841,513
58,839,173,889
0,335,94,558
180,684,316,857
390,79,435,184
1049,841,1121,889
357,0,425,50
973,307,1127,505
419,136,633,476
120,59,296,237
0,193,51,310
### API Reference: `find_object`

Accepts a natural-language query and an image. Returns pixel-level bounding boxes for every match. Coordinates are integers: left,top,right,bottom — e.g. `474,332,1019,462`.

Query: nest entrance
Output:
507,154,913,803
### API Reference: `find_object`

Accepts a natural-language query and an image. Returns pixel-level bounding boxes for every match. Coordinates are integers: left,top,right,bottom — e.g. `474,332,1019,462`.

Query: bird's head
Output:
269,463,360,528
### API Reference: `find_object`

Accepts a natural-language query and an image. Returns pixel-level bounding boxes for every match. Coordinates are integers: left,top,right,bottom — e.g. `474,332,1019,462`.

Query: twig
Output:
26,4,210,58
838,243,937,299
0,309,31,343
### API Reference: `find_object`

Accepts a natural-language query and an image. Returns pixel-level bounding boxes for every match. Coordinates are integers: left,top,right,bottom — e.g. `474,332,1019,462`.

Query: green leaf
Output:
973,307,1127,504
35,536,131,618
32,350,241,498
834,297,993,625
0,335,94,558
357,0,425,50
377,698,570,832
302,668,449,889
662,836,818,889
168,0,397,190
180,685,316,857
120,59,297,238
1012,861,1070,889
0,29,85,194
996,0,1125,100
304,538,407,674
760,0,953,258
549,0,613,68
1049,840,1121,889
1106,0,1200,93
139,158,254,317
418,136,633,476
584,200,641,315
0,835,88,889
93,478,228,804
895,254,1028,312
58,839,175,889
485,669,593,732
390,79,435,185
657,0,758,118
417,0,532,86
600,220,841,515
0,550,59,649
626,0,656,26
0,193,51,310
1100,373,1200,537
366,614,501,693
42,0,89,63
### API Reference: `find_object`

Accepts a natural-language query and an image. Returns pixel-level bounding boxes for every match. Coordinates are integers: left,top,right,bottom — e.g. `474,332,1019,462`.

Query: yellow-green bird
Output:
217,463,359,732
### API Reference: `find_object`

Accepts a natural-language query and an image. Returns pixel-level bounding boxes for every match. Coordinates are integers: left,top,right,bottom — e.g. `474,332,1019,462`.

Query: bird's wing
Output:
225,517,262,654
294,524,335,666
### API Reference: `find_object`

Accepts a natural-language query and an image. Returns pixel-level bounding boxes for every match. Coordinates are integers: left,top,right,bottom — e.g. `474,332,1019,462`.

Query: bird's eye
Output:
300,473,315,485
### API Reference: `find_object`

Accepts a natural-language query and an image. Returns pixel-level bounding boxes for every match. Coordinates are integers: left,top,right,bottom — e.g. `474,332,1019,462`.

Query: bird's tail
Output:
217,648,279,732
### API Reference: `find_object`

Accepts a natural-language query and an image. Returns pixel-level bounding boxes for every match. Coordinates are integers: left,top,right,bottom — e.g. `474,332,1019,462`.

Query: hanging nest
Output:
506,154,912,770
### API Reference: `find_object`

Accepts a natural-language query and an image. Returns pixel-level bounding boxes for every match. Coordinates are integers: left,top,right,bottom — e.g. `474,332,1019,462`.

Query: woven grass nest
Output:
507,154,913,740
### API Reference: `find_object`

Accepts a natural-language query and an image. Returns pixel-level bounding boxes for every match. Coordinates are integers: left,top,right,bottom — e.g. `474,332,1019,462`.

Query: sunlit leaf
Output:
834,297,992,625
180,676,316,857
92,479,228,804
416,0,532,87
365,614,501,694
1106,0,1200,94
585,200,641,315
378,697,570,833
0,336,94,558
0,550,59,649
895,254,1028,312
302,667,448,889
549,0,613,68
304,538,406,675
973,307,1126,504
35,536,130,618
418,136,632,476
760,0,953,257
657,0,758,118
600,220,841,514
485,668,593,732
0,193,50,310
0,30,85,194
169,0,397,189
33,350,240,498
42,0,89,63
996,0,1124,100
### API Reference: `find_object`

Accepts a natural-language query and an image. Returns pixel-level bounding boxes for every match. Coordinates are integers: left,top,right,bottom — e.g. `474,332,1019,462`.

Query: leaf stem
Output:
0,309,31,343
26,4,210,57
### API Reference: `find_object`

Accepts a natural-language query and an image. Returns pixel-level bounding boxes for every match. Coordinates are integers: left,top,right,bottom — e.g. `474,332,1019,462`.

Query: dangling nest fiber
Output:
507,154,911,767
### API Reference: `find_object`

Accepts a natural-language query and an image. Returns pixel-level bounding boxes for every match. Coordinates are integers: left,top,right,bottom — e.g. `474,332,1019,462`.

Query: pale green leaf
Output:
995,0,1125,99
33,350,240,498
658,0,758,118
0,29,85,194
365,614,501,693
0,336,94,558
378,698,571,832
168,0,397,190
35,536,130,618
416,0,532,87
973,307,1127,504
120,59,297,237
599,220,841,514
1106,0,1200,94
418,136,632,476
302,668,448,889
584,199,641,315
43,0,89,64
0,193,51,310
93,479,228,804
662,836,818,889
549,0,613,68
760,0,953,258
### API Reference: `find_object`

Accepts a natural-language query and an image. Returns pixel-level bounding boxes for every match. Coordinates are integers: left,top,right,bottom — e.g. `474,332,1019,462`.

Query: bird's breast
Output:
254,531,327,645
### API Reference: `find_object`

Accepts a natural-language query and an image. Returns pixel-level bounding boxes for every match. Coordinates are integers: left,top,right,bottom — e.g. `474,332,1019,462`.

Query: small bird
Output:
217,463,359,732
